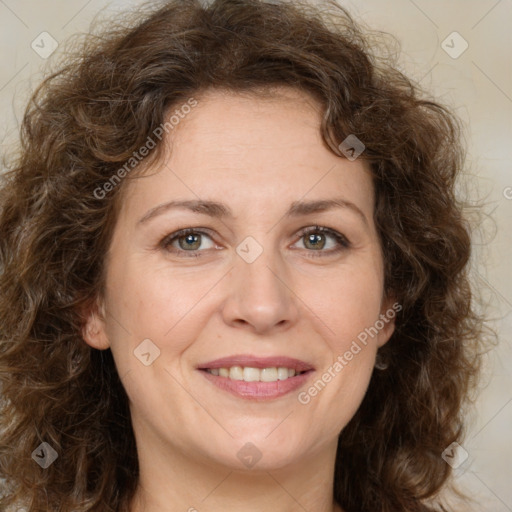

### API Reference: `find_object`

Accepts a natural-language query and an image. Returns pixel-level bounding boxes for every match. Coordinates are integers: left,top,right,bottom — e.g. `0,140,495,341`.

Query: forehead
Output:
170,86,329,157
121,86,374,219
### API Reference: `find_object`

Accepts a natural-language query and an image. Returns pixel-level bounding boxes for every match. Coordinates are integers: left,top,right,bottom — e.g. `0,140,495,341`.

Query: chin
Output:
211,431,309,471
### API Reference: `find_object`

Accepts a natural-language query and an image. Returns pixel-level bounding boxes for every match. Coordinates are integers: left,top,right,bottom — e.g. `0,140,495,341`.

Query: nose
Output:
221,247,300,334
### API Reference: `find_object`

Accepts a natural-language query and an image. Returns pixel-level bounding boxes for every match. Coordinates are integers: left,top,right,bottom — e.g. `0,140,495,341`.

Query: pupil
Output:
181,233,200,250
307,233,324,249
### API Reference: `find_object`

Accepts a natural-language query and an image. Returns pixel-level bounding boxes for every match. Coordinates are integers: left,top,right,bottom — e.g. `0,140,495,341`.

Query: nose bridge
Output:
222,235,298,332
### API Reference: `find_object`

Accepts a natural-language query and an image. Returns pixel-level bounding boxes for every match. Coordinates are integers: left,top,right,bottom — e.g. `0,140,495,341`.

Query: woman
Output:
0,0,485,511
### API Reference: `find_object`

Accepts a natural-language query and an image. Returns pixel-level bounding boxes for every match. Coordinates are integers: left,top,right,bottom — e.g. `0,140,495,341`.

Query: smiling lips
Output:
197,355,315,400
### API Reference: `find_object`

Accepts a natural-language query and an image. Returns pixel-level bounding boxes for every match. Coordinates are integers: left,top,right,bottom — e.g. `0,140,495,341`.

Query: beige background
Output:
1,0,511,510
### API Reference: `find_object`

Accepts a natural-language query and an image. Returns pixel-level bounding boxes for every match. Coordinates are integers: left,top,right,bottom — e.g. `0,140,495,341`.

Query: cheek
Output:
104,260,217,364
305,263,384,426
302,274,382,430
312,262,384,352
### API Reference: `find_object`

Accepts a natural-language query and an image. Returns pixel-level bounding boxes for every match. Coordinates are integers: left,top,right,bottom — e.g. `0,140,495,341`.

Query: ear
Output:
376,295,400,348
82,296,110,350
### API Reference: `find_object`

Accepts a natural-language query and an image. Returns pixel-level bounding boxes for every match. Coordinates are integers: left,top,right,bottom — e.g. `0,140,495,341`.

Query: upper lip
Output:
197,355,315,373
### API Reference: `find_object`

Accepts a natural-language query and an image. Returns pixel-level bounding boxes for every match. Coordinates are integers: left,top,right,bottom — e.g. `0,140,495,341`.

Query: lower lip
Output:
199,370,314,400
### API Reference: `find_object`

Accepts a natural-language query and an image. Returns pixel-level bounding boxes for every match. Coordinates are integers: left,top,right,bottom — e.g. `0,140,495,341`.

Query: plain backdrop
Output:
0,0,511,510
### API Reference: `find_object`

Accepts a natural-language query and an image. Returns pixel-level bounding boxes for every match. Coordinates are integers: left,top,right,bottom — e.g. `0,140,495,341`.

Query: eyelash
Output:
159,226,351,259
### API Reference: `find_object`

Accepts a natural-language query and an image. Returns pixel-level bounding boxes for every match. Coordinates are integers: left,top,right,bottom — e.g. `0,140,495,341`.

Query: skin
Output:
84,86,396,512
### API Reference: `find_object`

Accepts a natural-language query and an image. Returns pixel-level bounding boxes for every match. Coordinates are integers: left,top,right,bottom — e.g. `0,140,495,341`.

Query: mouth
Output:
197,355,315,400
203,366,307,382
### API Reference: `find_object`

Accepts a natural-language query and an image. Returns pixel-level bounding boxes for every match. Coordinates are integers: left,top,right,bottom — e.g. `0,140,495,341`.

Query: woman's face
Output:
84,86,396,471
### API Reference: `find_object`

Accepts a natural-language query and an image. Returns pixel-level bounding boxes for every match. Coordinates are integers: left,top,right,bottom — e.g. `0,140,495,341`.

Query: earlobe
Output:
376,296,399,348
82,298,110,350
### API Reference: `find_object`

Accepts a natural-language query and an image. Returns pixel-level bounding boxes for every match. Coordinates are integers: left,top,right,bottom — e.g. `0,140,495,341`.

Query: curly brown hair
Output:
0,0,486,511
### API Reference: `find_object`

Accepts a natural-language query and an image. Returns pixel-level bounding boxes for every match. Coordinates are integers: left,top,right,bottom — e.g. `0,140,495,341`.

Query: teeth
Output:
277,367,289,380
261,367,278,382
243,367,260,382
230,366,243,380
206,366,300,382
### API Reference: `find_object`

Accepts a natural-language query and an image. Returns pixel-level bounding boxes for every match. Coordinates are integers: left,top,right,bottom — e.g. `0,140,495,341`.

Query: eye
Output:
160,228,217,257
160,225,350,259
293,226,350,257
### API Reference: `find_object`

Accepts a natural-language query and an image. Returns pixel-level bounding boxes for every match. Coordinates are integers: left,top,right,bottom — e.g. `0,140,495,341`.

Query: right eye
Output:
160,228,218,257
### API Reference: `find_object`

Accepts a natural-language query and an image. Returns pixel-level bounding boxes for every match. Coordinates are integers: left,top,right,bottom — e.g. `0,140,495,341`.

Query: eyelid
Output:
160,225,351,257
160,227,218,257
292,225,351,256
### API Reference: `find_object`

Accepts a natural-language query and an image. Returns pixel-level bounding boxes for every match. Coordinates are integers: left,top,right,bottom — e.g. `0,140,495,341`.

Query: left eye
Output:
160,226,350,258
292,226,350,256
161,228,216,256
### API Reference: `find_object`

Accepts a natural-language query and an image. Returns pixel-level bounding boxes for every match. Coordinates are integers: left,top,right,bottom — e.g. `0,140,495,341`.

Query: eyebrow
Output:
138,197,368,225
